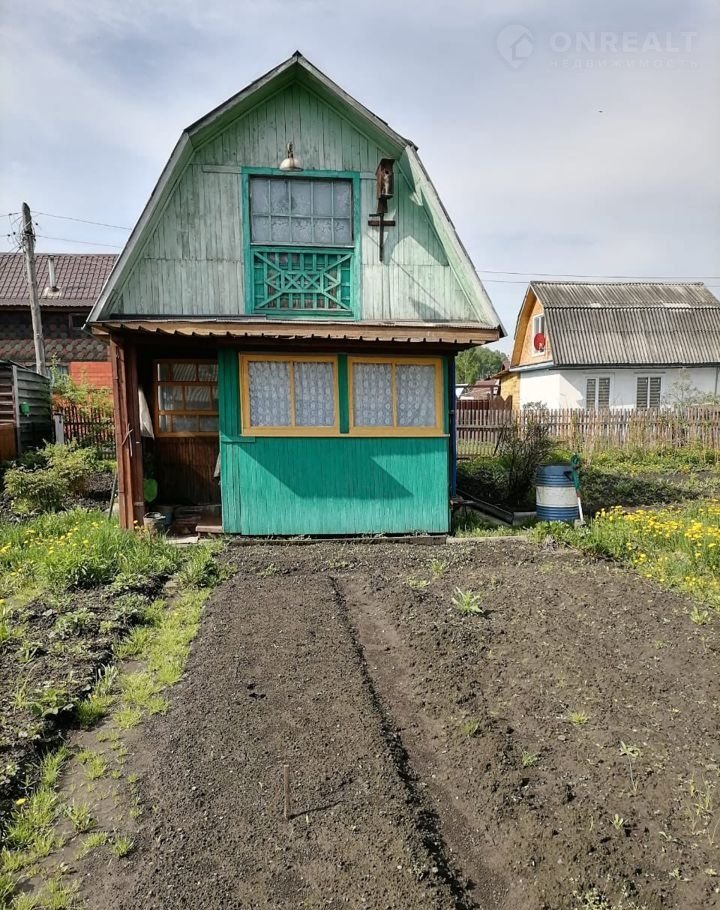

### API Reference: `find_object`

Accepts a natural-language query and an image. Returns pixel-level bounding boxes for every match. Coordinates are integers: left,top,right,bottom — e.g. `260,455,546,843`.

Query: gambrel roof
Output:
520,281,720,368
88,52,503,337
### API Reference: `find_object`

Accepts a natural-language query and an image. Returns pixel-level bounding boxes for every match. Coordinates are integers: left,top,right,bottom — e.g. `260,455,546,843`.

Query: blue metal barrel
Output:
536,464,579,522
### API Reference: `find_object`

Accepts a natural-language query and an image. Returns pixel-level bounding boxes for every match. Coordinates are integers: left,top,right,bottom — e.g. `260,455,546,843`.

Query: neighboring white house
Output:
506,282,720,409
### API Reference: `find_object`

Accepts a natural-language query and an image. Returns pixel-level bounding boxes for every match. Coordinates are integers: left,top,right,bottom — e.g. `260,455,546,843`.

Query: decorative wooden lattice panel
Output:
251,248,353,314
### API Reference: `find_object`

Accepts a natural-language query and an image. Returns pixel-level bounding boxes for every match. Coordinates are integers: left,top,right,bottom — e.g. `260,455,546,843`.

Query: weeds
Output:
521,750,540,768
75,750,107,781
611,813,625,830
406,575,429,591
77,831,109,859
63,802,95,834
110,834,135,857
429,558,448,578
460,718,481,737
537,501,720,612
567,710,590,726
690,605,712,625
451,588,484,615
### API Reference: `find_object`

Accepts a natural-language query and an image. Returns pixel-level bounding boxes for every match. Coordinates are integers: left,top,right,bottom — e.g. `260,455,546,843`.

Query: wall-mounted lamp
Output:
279,142,302,171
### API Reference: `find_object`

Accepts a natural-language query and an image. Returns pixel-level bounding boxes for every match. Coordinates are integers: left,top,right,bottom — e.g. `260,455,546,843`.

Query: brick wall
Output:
68,361,113,387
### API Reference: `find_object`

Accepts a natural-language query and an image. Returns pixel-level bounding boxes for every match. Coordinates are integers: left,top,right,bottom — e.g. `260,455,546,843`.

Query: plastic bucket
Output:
143,512,166,535
535,465,579,523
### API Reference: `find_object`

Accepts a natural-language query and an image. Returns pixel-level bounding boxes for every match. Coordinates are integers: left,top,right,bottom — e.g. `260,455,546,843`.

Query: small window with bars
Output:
155,361,219,435
636,376,662,409
586,377,610,410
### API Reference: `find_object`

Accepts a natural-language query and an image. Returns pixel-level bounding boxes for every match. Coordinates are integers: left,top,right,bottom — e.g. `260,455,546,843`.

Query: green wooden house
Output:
88,53,504,535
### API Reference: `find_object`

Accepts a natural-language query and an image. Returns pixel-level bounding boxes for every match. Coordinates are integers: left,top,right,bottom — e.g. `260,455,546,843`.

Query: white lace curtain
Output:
248,361,291,427
294,362,335,426
353,363,393,426
352,362,437,428
396,365,436,427
247,360,335,427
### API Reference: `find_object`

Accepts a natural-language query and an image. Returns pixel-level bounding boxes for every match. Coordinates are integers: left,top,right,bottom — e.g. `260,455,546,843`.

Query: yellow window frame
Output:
239,353,341,437
154,358,219,438
348,356,444,437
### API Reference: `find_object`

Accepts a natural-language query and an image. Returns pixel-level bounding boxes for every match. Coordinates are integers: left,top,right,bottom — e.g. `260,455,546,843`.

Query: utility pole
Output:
21,202,47,376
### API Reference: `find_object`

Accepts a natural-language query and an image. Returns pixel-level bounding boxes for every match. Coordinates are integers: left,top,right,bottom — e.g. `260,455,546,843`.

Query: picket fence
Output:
54,404,116,457
455,403,720,456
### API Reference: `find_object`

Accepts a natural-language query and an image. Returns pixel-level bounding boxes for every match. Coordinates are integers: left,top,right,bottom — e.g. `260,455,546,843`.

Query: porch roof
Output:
91,318,499,348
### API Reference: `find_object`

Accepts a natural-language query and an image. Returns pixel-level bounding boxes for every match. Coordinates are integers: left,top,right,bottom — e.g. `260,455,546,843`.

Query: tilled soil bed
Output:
82,540,720,910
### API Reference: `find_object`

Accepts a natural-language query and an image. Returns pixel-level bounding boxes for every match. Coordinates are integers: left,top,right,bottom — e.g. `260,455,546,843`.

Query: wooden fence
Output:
54,404,116,458
456,403,720,456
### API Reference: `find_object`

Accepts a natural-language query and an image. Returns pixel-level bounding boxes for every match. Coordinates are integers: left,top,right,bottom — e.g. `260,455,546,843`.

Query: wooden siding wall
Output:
217,349,450,535
0,364,52,453
0,366,14,423
153,437,220,505
112,83,476,323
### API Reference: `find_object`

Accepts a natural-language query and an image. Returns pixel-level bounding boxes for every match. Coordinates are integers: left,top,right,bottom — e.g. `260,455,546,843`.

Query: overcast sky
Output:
1,0,718,350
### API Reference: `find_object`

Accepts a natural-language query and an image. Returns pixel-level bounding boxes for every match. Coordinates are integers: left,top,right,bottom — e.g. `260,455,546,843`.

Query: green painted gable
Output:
91,54,502,332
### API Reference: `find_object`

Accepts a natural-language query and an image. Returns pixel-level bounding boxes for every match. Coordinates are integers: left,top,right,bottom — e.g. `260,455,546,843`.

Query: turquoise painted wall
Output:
111,80,481,323
223,437,449,535
218,350,451,536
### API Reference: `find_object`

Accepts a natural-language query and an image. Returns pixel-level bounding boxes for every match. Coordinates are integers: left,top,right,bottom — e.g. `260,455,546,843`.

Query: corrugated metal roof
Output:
0,253,117,307
532,282,720,366
94,318,498,347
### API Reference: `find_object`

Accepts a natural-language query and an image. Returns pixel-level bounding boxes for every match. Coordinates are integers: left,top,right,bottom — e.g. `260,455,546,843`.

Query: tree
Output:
455,347,504,385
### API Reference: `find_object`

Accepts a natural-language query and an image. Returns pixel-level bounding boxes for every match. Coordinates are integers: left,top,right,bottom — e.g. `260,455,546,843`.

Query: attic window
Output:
531,314,546,354
249,177,353,246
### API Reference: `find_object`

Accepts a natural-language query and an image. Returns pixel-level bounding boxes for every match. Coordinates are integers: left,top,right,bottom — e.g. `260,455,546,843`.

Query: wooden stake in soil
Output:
283,764,290,821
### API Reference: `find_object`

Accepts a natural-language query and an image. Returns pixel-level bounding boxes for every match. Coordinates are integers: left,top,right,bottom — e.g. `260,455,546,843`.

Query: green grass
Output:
76,831,109,859
0,510,183,599
537,500,720,612
63,802,95,834
0,521,224,907
75,750,107,781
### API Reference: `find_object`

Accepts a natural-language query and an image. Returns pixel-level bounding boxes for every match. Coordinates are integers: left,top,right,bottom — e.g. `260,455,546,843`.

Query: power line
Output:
35,211,131,231
35,234,123,249
476,267,720,280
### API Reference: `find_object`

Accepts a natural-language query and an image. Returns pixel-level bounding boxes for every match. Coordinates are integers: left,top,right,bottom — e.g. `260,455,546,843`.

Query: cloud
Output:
0,0,718,342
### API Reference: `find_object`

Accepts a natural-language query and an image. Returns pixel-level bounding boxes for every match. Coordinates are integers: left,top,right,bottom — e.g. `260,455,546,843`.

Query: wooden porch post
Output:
109,336,145,529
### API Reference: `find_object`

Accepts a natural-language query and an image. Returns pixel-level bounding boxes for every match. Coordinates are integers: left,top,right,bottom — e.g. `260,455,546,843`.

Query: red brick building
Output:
0,253,116,386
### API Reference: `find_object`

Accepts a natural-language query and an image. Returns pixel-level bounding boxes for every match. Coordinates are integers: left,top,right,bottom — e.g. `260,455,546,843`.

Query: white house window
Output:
586,377,610,410
249,177,353,246
636,376,662,409
531,313,546,355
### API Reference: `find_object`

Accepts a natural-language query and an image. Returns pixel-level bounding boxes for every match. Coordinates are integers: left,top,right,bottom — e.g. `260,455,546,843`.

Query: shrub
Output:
3,467,69,515
3,443,98,515
497,416,554,507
